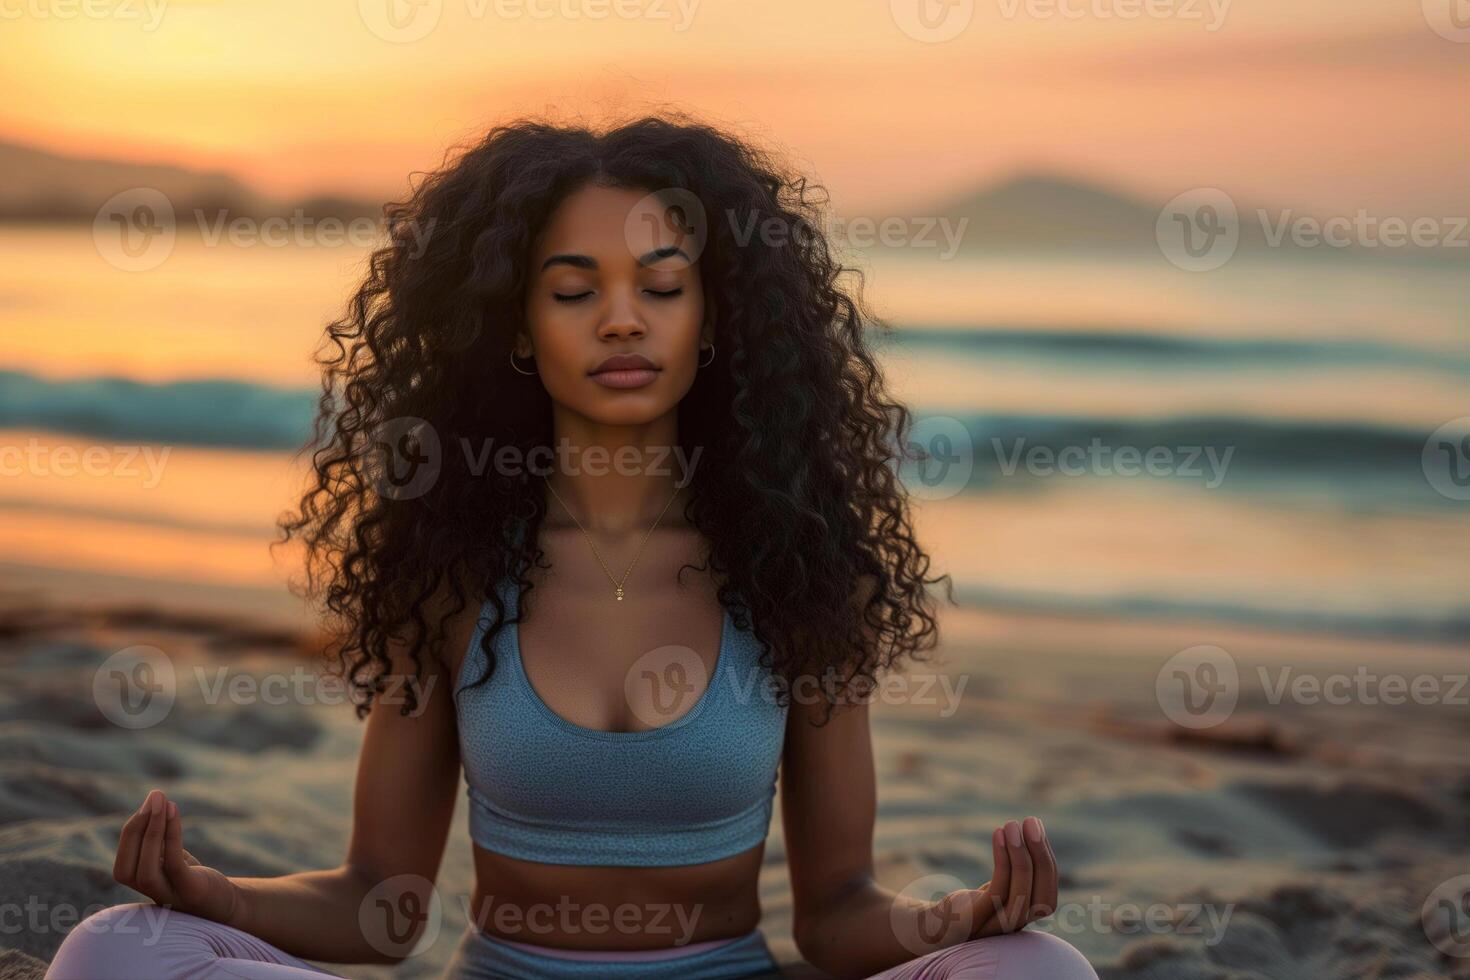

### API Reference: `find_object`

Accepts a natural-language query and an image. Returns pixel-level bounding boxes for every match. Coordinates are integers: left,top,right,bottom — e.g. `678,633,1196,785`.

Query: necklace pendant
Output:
615,587,624,602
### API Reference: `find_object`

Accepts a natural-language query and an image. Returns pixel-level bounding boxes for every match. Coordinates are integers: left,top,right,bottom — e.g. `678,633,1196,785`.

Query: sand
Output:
2,585,1467,979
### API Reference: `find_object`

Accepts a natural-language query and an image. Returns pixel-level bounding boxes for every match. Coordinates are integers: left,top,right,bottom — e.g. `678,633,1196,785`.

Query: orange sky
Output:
4,0,1468,215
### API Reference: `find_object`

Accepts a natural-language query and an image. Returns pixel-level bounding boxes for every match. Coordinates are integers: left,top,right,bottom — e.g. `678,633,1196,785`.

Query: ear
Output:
512,333,534,358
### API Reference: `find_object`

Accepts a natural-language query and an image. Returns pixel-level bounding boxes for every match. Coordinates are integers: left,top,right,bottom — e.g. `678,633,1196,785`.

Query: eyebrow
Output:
539,245,690,273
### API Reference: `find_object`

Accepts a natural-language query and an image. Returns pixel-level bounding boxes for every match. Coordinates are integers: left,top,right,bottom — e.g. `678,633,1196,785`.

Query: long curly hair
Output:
275,110,953,722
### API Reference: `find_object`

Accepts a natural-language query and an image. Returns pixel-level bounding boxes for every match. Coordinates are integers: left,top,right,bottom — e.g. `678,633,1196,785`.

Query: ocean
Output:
2,228,1467,641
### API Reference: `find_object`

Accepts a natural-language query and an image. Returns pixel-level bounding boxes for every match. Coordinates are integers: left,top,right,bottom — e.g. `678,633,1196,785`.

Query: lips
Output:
590,353,659,375
589,353,660,390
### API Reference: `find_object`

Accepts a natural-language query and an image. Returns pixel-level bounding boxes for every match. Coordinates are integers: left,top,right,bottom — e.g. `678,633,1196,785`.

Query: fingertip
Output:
1023,816,1042,843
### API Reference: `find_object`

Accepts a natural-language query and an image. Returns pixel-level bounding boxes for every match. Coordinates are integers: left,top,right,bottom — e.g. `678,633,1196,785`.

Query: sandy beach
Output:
2,581,1466,980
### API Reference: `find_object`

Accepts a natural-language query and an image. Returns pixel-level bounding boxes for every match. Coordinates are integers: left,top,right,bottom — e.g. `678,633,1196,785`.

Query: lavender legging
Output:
45,903,1099,980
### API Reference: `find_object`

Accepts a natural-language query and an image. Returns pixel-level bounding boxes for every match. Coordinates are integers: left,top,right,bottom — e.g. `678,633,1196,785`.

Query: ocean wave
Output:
0,371,1448,497
945,412,1427,475
950,582,1470,645
881,325,1470,373
0,370,316,450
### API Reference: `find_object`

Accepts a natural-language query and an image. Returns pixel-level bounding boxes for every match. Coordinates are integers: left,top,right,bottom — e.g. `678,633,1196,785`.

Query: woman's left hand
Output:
946,816,1059,939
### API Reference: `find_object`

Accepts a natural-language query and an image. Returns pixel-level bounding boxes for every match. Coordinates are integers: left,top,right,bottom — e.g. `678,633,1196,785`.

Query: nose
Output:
596,290,647,342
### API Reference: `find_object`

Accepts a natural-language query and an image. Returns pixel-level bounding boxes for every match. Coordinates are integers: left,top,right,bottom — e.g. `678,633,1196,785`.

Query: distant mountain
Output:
0,140,380,222
889,172,1468,259
4,138,1463,261
921,173,1161,250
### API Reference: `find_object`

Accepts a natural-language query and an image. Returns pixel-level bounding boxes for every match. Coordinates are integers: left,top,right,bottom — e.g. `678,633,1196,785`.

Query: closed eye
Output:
552,291,593,303
646,288,683,299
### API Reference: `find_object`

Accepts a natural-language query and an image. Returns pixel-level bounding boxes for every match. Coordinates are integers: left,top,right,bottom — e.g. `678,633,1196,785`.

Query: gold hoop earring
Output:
510,350,538,376
698,343,715,368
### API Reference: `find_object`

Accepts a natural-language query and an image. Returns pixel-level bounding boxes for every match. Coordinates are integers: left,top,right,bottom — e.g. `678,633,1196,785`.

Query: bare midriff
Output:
466,841,766,950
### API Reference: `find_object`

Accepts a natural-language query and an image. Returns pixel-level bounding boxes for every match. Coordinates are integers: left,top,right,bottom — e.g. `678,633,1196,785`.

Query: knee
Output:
46,903,185,980
991,930,1098,980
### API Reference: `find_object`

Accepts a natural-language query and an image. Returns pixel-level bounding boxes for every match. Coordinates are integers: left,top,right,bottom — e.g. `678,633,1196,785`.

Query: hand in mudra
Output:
940,816,1060,939
113,789,240,925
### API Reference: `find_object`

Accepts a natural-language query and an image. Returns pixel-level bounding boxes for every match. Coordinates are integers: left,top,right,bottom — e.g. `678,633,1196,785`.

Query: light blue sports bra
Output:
453,576,789,866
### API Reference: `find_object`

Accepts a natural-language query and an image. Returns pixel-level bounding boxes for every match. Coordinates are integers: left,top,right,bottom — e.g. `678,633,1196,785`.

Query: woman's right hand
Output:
113,789,241,926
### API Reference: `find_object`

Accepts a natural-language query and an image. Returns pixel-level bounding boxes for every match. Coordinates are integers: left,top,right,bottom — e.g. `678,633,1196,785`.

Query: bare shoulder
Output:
386,575,490,681
438,586,492,681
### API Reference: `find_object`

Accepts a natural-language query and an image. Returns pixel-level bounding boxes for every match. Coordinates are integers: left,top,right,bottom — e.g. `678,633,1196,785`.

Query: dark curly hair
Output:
275,110,953,723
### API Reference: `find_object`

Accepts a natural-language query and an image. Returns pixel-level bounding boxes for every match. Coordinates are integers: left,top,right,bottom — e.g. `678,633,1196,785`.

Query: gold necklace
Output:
543,476,683,602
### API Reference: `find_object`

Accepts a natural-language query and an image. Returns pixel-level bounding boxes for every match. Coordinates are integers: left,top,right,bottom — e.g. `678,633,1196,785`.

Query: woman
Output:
46,114,1098,980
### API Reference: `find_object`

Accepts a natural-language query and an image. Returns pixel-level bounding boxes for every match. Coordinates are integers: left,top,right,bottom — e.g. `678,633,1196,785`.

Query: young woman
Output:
46,115,1098,980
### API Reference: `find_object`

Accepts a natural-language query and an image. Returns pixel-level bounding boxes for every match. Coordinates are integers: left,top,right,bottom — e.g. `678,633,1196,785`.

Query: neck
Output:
542,407,689,534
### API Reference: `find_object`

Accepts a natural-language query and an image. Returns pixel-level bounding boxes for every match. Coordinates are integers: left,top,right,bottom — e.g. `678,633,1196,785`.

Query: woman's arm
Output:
114,589,470,964
781,689,1060,978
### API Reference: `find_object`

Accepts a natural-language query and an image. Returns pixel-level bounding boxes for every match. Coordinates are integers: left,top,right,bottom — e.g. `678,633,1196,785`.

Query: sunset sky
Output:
4,0,1468,216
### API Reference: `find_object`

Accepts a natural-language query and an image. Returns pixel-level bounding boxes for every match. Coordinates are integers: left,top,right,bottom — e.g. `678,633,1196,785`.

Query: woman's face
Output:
519,183,712,428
